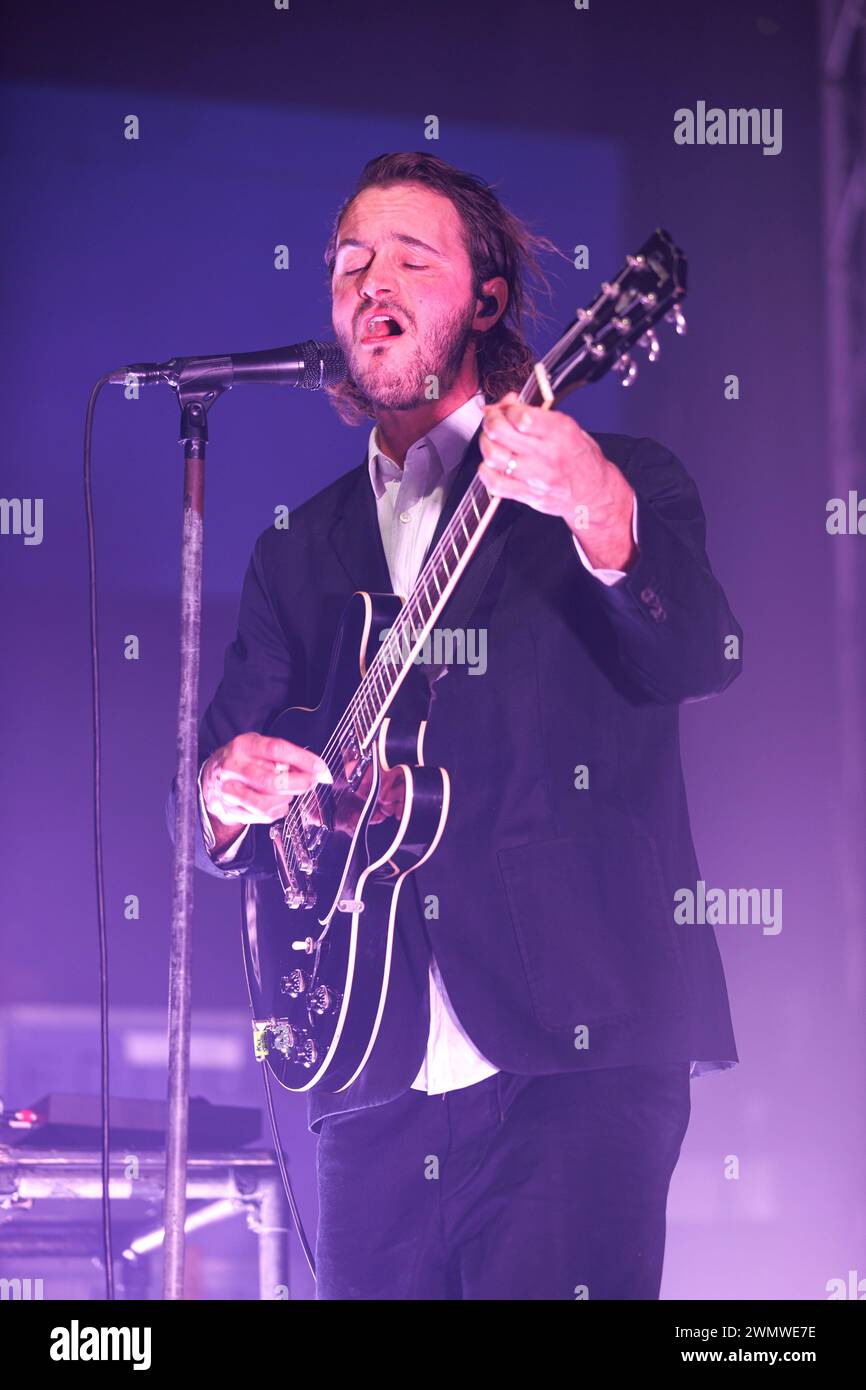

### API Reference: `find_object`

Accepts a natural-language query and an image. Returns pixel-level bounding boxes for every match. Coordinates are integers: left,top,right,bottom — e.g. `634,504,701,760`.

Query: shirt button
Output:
399,511,411,523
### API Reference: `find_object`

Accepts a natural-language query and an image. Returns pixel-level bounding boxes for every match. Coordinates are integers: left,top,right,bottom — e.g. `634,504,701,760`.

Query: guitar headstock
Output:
524,229,687,404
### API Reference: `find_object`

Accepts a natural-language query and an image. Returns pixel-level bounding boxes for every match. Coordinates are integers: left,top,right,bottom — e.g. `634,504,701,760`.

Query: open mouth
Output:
359,312,406,343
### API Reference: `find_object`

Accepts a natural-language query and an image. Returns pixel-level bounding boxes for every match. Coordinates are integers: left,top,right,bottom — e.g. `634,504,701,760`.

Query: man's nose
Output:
358,261,395,304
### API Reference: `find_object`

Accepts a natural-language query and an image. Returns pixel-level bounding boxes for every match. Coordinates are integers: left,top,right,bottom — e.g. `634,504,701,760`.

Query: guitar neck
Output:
353,471,500,750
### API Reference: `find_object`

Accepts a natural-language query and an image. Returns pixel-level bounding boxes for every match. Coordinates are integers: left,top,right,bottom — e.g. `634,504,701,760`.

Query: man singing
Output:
169,152,741,1300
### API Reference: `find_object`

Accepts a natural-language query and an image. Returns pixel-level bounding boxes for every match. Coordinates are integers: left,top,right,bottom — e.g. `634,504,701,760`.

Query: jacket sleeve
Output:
590,435,743,703
165,530,296,880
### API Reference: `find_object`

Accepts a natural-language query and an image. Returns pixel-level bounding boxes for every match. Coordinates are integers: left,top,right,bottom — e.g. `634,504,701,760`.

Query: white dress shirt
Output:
200,389,646,1093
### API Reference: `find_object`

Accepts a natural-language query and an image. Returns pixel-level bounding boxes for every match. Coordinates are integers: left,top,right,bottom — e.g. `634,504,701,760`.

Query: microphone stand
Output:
145,341,340,1297
163,380,223,1300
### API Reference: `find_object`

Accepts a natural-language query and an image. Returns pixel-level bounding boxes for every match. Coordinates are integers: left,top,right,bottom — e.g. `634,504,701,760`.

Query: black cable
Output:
83,373,116,1299
260,1064,317,1285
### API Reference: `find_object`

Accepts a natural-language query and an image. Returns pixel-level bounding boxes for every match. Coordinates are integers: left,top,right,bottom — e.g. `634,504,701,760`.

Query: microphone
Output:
109,339,346,391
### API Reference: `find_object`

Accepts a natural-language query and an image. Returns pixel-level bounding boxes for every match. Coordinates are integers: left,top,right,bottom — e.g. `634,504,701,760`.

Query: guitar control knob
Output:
300,1039,318,1068
309,985,334,1015
280,970,307,997
271,1024,296,1059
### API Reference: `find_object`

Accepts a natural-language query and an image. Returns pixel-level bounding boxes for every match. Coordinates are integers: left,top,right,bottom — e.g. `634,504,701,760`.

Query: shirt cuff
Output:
198,761,250,864
571,494,639,586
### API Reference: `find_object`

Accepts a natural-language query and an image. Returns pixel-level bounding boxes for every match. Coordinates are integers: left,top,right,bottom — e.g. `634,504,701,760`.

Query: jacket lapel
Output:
326,422,518,600
424,421,520,572
422,423,484,563
326,458,394,594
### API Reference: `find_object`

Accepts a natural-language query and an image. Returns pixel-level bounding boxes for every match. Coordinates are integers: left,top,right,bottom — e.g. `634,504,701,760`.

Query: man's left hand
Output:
478,391,638,572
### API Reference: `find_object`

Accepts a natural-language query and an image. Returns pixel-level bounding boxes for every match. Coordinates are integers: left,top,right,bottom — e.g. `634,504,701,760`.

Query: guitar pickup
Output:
270,824,306,907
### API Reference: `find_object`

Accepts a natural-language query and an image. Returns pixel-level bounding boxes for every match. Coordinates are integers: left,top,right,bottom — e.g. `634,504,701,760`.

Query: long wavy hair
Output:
323,152,560,425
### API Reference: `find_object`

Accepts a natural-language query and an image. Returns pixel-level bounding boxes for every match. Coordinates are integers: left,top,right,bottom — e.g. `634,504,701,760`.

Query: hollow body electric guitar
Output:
242,230,688,1093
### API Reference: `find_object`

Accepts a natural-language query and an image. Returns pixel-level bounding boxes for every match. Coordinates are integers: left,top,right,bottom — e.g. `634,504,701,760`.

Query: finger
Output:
218,757,320,797
209,795,283,826
479,433,534,482
248,735,332,782
481,412,530,460
485,398,542,442
214,781,302,824
477,459,554,510
478,450,552,496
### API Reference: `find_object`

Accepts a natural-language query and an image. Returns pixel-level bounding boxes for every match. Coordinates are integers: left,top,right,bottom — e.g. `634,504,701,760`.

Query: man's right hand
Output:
201,733,332,855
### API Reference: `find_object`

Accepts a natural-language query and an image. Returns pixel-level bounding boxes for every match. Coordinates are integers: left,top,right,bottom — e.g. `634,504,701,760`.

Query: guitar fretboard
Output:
350,470,497,749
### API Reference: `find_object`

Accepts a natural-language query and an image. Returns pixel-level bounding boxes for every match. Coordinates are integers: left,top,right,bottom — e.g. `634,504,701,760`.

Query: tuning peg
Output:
613,353,638,387
638,330,661,362
664,305,687,336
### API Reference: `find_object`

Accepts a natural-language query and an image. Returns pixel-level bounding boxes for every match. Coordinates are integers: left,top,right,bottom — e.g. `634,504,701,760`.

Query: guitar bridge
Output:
270,824,315,908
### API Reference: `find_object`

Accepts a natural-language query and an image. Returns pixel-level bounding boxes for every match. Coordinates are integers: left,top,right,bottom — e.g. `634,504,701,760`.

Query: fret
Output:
365,687,377,739
352,697,367,747
373,662,387,708
403,601,421,640
399,620,414,664
381,644,398,682
359,684,375,737
405,621,422,659
389,626,406,668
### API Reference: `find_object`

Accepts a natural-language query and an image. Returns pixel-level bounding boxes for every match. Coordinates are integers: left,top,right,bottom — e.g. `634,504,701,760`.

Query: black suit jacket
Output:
167,424,741,1133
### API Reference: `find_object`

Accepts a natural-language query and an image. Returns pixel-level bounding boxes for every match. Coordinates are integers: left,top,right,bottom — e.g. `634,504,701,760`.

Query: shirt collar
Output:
367,391,485,500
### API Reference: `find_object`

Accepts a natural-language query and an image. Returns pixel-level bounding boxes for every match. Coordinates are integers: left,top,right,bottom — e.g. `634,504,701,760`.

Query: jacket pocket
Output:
497,834,687,1030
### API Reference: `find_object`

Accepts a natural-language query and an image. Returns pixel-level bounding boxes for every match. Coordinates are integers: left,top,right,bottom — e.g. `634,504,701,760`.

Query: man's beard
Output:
337,299,477,413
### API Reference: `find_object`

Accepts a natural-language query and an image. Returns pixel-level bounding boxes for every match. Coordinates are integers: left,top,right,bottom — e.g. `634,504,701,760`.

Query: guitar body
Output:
241,590,450,1093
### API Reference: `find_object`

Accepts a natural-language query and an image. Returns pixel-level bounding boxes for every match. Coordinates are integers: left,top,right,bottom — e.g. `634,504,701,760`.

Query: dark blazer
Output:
167,424,741,1133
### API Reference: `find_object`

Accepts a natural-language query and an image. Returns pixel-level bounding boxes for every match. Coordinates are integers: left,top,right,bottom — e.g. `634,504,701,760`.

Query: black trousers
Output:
314,1062,691,1300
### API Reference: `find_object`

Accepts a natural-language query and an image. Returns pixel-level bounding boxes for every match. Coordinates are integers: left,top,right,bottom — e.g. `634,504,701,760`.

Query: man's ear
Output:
472,277,508,332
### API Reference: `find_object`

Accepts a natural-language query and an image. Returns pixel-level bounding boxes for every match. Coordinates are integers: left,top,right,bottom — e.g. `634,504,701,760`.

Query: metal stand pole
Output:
163,395,212,1300
256,1173,292,1300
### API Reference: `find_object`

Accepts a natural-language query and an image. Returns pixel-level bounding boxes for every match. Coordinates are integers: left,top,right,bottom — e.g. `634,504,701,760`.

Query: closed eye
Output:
341,262,426,275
